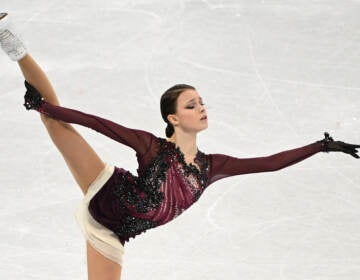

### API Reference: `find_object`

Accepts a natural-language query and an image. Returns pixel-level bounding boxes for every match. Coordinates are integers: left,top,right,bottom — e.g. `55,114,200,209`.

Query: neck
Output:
167,131,198,156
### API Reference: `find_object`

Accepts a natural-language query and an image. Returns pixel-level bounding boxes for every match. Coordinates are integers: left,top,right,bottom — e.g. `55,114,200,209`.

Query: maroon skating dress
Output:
25,87,324,246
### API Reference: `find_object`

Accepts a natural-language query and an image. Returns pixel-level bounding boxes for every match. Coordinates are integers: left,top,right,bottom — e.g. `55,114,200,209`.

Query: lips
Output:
200,116,207,120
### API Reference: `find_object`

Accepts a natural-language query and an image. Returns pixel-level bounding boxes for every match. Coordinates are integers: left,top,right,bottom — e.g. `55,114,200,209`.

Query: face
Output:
167,89,208,134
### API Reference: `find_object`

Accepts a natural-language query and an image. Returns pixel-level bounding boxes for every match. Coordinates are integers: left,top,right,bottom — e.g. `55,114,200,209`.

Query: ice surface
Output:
0,0,359,279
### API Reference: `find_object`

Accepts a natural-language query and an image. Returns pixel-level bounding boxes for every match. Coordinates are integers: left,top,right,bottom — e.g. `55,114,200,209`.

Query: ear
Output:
167,114,179,126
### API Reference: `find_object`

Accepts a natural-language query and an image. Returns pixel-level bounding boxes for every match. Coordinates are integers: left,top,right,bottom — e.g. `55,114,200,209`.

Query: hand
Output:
23,80,43,110
318,132,360,159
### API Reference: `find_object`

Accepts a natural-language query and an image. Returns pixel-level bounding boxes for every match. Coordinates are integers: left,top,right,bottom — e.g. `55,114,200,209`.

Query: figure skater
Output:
1,12,359,280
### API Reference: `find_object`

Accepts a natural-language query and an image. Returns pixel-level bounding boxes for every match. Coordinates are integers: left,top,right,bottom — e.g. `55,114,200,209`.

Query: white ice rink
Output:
1,1,359,279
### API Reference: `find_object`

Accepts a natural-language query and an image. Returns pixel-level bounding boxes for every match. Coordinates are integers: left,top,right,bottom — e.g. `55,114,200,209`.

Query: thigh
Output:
42,117,105,194
86,241,122,280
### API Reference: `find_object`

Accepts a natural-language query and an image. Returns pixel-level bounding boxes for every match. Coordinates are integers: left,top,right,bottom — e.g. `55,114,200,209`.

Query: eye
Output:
186,102,205,109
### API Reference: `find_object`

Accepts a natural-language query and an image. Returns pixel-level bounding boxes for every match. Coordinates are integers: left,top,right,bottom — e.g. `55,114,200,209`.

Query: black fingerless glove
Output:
23,80,44,110
317,132,360,159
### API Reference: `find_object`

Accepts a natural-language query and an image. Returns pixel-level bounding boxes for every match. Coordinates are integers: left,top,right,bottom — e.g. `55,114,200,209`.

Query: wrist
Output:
317,132,334,153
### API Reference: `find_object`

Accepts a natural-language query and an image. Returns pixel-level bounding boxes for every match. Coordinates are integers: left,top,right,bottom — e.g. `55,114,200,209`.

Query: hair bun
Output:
165,123,174,138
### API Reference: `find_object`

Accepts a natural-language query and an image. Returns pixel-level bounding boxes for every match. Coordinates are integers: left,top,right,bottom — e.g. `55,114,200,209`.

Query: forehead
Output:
177,89,201,103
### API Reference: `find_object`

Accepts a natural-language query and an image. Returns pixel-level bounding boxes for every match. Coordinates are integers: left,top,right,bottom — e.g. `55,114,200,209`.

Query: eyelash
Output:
187,103,205,109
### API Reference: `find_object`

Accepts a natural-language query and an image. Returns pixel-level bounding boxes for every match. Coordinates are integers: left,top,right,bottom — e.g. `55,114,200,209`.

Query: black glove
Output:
23,80,43,110
317,132,360,159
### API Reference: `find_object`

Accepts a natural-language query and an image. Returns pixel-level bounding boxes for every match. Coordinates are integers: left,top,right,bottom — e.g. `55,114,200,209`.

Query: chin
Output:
198,125,208,133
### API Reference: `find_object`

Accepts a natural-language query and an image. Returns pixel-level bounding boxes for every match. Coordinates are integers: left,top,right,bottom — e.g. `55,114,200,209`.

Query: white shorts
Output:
75,163,125,266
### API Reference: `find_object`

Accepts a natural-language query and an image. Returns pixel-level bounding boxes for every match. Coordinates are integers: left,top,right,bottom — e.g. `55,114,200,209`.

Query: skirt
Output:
75,163,125,266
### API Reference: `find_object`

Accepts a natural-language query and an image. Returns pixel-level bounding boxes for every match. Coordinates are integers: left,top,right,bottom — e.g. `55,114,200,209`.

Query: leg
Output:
18,54,105,194
87,242,122,280
1,15,105,193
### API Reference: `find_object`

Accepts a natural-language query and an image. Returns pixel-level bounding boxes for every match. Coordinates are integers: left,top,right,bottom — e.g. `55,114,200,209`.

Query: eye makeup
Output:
183,95,206,110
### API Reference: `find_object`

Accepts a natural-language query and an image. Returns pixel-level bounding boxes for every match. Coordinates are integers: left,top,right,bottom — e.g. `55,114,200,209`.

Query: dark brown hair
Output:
160,84,196,137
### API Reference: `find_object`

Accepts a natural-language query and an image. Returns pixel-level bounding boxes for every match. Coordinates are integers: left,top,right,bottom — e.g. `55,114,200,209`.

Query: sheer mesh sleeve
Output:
207,141,323,186
36,100,156,157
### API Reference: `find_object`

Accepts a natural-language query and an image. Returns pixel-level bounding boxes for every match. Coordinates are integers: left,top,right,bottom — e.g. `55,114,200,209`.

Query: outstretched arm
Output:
207,141,323,186
24,80,156,157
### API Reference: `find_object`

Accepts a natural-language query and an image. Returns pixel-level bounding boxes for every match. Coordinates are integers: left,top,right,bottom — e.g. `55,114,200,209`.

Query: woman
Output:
1,12,359,280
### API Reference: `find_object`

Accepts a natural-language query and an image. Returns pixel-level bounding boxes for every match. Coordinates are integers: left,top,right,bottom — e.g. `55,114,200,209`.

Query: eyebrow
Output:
186,97,203,103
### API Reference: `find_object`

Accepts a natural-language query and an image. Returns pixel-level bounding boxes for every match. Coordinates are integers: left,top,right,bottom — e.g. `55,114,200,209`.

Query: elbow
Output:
270,165,283,172
264,160,284,172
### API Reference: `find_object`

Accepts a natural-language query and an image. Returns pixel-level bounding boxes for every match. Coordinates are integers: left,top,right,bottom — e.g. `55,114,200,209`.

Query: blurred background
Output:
0,0,359,279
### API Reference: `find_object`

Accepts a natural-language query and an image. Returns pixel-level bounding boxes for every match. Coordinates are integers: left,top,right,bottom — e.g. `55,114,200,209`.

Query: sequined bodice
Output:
89,137,210,244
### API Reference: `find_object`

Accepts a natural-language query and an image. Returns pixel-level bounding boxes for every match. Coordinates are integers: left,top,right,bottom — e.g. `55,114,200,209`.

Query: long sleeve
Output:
36,100,157,157
207,141,323,186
